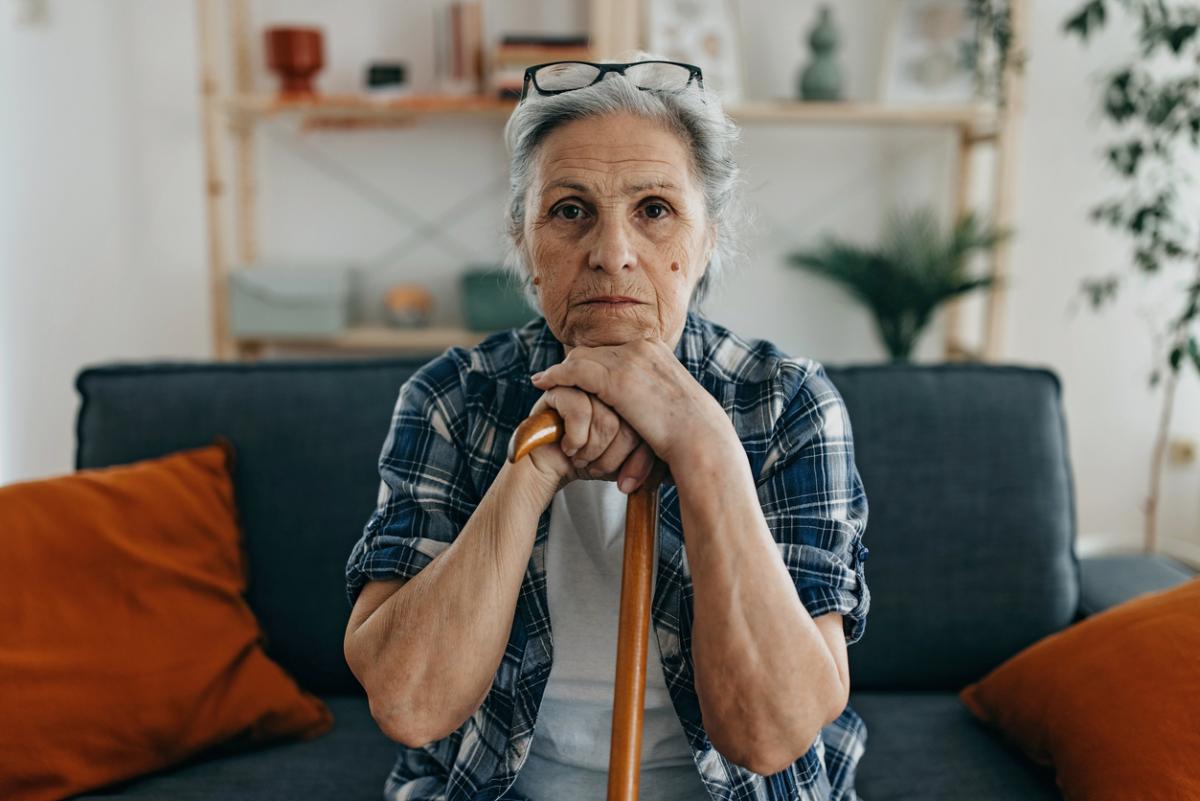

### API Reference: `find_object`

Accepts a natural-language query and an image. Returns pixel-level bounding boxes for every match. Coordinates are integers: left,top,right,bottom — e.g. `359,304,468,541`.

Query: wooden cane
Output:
507,408,663,801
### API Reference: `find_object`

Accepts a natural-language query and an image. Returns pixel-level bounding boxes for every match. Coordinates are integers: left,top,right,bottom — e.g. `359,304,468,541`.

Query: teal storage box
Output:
460,267,536,331
229,265,352,338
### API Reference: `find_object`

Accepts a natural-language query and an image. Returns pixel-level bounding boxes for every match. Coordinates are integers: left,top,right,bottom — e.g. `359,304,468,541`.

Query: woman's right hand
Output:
523,386,657,497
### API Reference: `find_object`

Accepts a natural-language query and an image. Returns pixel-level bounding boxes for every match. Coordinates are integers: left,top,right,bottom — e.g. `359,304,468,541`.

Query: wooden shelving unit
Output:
197,0,1024,362
233,325,489,359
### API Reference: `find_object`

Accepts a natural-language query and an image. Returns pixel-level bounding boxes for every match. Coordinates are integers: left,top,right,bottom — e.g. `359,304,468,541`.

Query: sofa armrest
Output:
1078,553,1196,618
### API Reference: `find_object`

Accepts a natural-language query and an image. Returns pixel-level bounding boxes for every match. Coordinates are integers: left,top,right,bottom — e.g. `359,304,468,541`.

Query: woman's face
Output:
521,112,716,351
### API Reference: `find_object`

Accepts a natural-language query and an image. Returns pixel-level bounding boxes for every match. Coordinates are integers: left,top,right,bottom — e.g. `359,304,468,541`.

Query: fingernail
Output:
564,446,579,457
619,478,636,494
531,370,546,381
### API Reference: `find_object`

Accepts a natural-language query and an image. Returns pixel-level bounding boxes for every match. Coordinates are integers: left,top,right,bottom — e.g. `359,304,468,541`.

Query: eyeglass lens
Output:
534,62,694,93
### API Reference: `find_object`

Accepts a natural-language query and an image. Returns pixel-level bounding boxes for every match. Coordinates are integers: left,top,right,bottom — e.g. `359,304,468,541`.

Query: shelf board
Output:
223,93,516,128
234,325,490,354
222,93,998,133
730,100,996,130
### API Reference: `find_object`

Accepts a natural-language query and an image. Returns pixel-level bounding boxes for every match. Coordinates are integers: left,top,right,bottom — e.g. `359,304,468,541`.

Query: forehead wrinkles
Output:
538,157,689,199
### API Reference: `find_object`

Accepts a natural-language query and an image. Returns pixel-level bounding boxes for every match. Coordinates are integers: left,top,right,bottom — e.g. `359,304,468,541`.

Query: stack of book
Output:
435,1,484,95
489,34,592,100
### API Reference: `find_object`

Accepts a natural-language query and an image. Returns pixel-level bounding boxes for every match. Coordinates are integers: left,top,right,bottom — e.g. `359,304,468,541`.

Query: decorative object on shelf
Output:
1063,0,1200,554
489,34,592,101
364,62,410,100
878,0,975,104
383,283,434,327
460,267,536,332
645,0,746,105
798,5,844,101
786,207,1010,361
263,26,325,100
434,0,484,96
228,264,354,339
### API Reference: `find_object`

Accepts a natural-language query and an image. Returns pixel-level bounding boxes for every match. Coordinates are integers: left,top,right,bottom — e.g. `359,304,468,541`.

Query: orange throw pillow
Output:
0,439,333,801
960,577,1200,801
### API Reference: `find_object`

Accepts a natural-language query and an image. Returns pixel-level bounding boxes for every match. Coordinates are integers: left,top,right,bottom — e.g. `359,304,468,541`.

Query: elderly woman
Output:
343,53,871,801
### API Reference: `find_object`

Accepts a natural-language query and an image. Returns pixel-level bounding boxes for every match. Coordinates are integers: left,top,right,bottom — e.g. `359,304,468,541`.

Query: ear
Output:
705,222,719,262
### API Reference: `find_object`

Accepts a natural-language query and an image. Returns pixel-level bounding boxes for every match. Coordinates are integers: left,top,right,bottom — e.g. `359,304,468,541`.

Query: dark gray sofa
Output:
65,356,1196,801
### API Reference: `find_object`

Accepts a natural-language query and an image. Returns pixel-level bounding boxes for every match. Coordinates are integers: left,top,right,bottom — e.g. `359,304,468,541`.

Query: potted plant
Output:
785,206,1010,361
1063,0,1200,553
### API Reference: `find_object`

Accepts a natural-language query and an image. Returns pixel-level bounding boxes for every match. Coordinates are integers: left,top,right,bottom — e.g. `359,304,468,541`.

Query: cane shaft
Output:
605,479,659,801
507,407,660,801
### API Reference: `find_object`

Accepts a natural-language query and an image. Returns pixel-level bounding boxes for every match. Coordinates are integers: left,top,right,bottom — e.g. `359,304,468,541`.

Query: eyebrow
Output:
540,178,681,196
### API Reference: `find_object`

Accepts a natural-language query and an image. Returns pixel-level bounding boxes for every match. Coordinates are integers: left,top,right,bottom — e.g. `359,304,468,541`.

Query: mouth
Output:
581,295,645,306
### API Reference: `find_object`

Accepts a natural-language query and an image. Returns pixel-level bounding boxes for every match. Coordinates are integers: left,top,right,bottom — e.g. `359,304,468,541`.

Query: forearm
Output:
351,456,556,745
674,436,843,772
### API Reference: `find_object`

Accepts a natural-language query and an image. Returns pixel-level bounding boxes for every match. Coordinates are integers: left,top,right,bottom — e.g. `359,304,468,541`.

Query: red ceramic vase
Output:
264,27,324,100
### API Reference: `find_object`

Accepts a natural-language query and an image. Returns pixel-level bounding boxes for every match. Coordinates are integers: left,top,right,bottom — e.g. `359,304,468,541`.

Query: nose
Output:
588,214,637,276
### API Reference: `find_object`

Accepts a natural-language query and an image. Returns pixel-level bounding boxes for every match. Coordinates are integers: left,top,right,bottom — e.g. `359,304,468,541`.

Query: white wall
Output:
2,0,1197,563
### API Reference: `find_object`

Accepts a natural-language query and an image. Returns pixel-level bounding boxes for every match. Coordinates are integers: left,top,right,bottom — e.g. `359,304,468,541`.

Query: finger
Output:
531,358,615,405
574,395,620,468
542,387,591,458
589,416,641,478
616,440,655,494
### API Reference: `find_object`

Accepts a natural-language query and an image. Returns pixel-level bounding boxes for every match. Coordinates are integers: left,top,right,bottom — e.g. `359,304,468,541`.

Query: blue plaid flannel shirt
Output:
345,311,871,801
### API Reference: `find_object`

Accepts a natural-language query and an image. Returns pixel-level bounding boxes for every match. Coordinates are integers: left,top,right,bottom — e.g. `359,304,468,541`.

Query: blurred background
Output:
1,0,1197,565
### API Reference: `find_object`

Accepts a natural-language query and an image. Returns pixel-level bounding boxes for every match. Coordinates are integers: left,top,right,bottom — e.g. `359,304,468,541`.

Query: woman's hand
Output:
529,338,738,469
523,385,659,495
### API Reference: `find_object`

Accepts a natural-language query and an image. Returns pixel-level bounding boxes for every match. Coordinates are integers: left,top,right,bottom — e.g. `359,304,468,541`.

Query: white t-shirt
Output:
507,478,712,801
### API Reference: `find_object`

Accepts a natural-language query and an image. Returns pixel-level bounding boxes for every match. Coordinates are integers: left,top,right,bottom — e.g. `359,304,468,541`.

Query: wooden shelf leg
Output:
944,125,974,362
197,0,234,361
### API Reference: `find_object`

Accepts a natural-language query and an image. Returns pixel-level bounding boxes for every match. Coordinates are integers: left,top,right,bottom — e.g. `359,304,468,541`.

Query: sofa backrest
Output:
74,358,1078,695
829,364,1079,689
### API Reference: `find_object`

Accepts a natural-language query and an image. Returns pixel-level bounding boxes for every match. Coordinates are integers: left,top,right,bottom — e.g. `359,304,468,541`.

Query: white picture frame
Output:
877,0,977,105
643,0,747,106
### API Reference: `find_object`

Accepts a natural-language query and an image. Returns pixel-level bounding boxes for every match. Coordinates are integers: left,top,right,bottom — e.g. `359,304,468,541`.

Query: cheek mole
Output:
670,262,680,272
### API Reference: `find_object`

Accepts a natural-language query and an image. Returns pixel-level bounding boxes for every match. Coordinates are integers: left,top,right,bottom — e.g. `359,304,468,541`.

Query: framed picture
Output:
644,0,746,106
877,0,976,105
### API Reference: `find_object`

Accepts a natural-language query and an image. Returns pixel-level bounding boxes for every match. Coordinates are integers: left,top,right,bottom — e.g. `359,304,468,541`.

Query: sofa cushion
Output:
828,365,1079,690
74,359,428,696
0,441,332,801
67,693,1058,801
852,692,1059,800
959,578,1200,801
67,696,396,801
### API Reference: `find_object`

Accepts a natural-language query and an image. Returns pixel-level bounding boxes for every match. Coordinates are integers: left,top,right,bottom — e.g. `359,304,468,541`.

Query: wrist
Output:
500,453,560,514
665,411,743,474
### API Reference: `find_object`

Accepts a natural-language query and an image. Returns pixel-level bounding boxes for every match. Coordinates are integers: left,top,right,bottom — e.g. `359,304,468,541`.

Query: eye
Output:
642,201,671,220
550,202,586,221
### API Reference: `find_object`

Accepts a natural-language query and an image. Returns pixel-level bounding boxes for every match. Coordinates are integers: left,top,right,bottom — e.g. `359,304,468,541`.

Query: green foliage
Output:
964,0,1022,104
1063,0,1200,385
785,208,1010,360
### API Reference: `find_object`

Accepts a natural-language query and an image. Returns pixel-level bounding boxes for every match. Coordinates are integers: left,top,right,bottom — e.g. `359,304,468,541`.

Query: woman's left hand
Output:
529,338,738,469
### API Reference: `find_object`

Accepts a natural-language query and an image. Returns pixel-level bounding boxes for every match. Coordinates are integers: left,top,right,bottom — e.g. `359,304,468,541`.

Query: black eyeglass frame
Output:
519,60,706,104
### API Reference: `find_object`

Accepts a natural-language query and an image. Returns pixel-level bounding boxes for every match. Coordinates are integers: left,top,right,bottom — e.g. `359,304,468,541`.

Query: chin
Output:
562,309,659,347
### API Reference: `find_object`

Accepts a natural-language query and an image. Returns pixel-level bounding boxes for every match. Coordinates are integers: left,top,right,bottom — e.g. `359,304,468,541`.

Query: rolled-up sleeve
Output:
344,356,479,608
756,362,871,646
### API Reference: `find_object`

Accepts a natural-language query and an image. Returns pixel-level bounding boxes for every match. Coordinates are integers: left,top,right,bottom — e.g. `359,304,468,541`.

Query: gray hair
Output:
500,49,756,313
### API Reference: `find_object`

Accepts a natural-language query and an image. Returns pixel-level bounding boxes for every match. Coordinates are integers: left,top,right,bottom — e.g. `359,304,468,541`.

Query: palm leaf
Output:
786,206,1011,359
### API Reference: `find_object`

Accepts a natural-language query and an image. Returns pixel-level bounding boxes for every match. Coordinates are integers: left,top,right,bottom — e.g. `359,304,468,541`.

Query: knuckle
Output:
595,411,619,443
